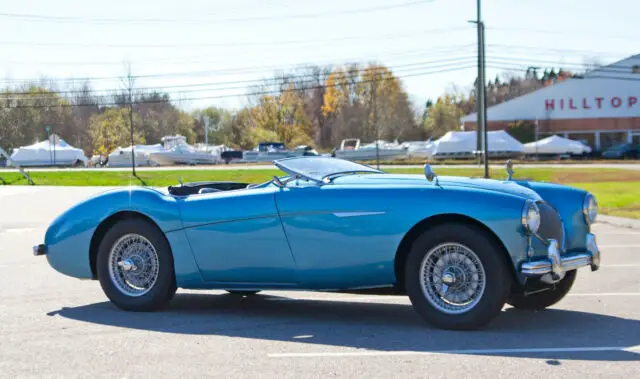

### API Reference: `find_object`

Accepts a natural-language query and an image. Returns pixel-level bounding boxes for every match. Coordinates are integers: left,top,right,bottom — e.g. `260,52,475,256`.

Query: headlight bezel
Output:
521,200,541,234
583,193,598,225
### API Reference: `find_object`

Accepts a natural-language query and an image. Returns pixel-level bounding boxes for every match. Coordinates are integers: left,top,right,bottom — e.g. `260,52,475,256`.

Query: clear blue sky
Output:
1,0,638,111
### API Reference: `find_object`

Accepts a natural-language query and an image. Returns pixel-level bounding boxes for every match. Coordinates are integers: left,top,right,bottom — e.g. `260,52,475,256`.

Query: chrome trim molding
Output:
333,211,386,218
521,233,600,279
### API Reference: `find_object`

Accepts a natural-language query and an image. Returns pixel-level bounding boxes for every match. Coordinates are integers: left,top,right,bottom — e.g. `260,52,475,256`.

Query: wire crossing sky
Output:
1,0,638,110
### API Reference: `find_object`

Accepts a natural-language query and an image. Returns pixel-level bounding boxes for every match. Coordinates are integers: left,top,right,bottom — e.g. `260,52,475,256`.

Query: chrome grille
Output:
537,201,565,250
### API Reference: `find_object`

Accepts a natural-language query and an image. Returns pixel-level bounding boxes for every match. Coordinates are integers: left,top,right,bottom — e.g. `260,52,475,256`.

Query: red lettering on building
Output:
569,98,577,109
595,97,604,108
611,97,622,108
545,99,555,111
582,98,591,109
629,96,638,108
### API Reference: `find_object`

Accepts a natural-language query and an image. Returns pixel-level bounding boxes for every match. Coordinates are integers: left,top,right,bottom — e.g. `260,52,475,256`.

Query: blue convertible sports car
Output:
34,157,600,330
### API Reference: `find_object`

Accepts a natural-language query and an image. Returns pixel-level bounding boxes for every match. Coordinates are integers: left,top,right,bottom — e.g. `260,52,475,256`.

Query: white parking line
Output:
0,227,40,234
266,291,640,303
603,264,640,268
268,345,640,358
600,245,640,248
568,293,640,297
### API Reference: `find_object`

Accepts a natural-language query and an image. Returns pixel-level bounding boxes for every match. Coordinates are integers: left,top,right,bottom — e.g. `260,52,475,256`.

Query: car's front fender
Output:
517,181,590,251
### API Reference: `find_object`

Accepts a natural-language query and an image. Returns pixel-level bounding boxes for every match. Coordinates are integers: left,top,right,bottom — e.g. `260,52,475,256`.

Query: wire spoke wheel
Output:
107,233,160,297
419,242,486,315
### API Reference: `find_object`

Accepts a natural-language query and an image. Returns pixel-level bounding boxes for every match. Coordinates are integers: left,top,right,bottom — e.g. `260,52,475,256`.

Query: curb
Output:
596,215,640,230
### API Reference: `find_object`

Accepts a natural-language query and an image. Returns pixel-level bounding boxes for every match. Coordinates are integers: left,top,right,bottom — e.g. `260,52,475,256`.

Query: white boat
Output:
523,135,592,157
401,140,435,159
148,136,219,166
107,144,164,167
333,139,407,161
242,142,318,162
8,135,88,167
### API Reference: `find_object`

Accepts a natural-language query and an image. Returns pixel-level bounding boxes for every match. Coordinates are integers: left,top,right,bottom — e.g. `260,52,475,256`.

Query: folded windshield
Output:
274,156,382,183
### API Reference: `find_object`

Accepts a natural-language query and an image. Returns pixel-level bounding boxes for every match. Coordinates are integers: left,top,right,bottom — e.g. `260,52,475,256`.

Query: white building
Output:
461,54,640,150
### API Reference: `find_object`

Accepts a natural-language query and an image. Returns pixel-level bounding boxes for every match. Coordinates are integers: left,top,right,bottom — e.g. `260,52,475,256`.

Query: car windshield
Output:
274,156,382,182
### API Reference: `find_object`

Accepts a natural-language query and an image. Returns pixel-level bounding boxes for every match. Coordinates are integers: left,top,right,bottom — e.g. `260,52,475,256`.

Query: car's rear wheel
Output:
97,218,176,311
507,270,576,310
405,223,511,330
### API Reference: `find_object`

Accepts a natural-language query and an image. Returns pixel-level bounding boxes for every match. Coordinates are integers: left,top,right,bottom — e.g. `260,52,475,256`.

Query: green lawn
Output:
1,167,639,219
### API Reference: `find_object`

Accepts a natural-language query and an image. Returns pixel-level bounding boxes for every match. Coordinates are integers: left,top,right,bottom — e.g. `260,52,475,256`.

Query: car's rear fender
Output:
44,187,199,282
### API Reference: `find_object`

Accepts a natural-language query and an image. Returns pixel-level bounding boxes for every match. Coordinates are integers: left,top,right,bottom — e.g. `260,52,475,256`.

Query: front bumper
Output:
521,233,600,280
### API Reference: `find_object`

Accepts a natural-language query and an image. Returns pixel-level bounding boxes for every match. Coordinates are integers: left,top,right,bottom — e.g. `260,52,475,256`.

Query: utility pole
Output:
125,66,136,176
470,0,488,178
204,116,209,147
372,68,380,169
481,22,488,178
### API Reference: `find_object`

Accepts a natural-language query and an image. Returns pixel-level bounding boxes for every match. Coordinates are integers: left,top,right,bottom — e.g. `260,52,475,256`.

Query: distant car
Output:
601,143,639,159
220,150,243,164
35,157,600,330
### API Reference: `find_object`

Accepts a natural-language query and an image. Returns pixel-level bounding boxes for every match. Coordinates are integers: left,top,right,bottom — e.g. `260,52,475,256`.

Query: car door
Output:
178,185,297,285
274,181,399,289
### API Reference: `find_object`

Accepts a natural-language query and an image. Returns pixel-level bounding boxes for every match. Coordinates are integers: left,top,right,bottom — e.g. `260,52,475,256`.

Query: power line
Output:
487,27,638,41
0,0,433,24
0,26,469,49
486,44,634,58
0,44,476,67
487,56,637,72
1,64,476,109
487,64,640,82
1,56,478,96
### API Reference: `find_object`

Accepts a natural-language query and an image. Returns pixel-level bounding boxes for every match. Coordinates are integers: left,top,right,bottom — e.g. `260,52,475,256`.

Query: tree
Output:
423,94,463,139
89,107,145,156
192,106,233,146
0,86,73,152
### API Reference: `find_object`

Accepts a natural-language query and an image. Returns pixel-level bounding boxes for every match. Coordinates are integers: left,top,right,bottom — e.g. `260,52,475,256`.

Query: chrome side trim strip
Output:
333,211,386,218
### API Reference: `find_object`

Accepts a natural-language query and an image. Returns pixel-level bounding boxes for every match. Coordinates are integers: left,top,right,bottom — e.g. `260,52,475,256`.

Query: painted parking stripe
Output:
568,293,640,297
266,292,640,303
269,345,640,358
599,245,640,248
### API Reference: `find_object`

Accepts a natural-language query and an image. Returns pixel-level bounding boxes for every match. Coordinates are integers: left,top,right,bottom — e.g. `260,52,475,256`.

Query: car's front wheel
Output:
405,223,511,330
97,218,177,311
507,270,576,310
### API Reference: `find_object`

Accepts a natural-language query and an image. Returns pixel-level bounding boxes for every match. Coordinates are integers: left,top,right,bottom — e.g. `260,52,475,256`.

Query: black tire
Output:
405,223,512,330
225,290,261,296
96,218,177,311
507,270,576,310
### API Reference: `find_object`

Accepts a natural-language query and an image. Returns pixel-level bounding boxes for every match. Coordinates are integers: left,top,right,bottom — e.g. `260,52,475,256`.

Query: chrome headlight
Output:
521,200,541,234
583,193,598,224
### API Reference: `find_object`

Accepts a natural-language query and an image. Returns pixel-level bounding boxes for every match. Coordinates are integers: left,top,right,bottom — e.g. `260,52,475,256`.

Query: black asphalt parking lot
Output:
1,187,638,378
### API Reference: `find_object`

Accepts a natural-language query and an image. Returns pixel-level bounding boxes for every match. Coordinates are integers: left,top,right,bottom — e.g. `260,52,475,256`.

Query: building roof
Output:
461,54,640,123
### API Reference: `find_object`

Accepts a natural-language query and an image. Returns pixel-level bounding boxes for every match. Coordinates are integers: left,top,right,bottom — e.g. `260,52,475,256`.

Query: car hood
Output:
333,173,541,200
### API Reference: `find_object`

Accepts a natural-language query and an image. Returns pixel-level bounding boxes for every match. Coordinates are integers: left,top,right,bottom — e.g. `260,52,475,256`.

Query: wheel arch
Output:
89,211,168,278
393,213,517,293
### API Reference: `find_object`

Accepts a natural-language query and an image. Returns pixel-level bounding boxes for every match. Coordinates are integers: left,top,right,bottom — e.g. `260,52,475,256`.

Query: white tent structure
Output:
9,135,88,167
107,144,164,167
430,131,524,159
524,135,592,156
